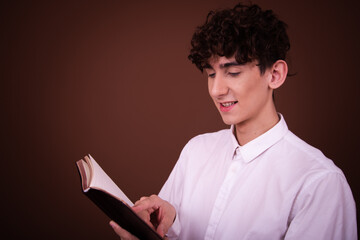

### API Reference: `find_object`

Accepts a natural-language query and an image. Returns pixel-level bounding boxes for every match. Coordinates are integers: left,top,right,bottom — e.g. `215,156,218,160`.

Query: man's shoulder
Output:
284,131,324,156
180,128,232,154
188,128,231,145
280,131,340,173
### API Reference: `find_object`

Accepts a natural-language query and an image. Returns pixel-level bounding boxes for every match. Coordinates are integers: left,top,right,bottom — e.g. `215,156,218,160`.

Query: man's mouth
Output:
220,101,238,107
219,101,238,112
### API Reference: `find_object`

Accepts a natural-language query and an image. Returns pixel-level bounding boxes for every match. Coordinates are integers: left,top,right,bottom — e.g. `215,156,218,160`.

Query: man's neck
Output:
234,107,279,146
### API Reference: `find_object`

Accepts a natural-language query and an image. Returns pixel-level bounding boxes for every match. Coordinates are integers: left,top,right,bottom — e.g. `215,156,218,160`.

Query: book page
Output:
88,154,134,207
76,160,90,190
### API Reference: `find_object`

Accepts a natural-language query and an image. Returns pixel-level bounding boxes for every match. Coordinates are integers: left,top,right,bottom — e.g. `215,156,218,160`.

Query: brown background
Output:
1,0,359,239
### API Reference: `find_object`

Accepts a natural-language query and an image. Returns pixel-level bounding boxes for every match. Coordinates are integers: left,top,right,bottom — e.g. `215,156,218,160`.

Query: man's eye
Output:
208,73,215,78
229,72,240,76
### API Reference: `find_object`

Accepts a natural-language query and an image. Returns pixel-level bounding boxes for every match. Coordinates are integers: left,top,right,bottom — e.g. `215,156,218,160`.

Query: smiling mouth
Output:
221,101,238,107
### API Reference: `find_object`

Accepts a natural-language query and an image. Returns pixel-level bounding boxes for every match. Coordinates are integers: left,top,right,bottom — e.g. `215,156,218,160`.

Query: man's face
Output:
205,56,274,127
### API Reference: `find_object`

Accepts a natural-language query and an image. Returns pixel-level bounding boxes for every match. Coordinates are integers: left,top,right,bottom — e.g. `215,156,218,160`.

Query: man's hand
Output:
110,195,176,239
110,221,139,240
133,195,176,237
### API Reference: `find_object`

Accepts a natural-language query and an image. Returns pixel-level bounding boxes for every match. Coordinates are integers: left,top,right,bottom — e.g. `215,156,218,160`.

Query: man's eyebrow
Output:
220,61,243,68
203,61,243,70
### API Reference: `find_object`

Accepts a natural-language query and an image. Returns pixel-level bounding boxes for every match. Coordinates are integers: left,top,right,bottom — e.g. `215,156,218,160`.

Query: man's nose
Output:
209,76,228,98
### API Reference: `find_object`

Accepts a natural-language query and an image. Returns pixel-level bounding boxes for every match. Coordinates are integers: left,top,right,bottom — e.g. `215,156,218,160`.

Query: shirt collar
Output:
229,114,289,163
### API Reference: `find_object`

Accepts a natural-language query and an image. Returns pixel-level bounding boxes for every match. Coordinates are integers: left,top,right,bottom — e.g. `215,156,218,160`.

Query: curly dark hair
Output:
188,3,290,74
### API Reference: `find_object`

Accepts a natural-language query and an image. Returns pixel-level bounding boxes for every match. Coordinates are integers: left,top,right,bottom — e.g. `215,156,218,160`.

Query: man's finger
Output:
156,208,175,237
109,221,139,240
133,195,160,212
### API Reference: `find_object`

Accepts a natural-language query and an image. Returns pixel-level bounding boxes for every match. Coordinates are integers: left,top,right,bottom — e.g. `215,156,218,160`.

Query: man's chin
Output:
220,116,237,126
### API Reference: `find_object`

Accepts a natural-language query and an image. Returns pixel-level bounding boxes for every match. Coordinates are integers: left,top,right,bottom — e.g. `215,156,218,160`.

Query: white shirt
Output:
159,115,357,240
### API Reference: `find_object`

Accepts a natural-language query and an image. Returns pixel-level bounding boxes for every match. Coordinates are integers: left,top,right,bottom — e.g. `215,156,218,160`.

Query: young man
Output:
111,3,357,239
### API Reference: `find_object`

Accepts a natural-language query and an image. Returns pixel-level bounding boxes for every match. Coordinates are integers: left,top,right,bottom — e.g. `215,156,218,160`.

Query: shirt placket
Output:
204,147,244,240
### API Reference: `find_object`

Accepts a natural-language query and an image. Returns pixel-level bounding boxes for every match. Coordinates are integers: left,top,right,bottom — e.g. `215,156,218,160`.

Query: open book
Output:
76,154,162,240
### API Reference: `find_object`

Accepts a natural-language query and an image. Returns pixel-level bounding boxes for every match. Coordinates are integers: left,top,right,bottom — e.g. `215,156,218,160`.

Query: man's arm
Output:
110,195,176,239
285,172,357,240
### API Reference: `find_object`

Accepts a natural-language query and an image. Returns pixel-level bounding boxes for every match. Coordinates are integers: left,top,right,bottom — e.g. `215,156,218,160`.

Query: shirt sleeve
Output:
158,140,192,239
285,171,357,240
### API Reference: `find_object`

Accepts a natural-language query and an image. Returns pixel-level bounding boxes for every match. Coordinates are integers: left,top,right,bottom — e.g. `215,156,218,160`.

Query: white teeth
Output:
221,102,237,107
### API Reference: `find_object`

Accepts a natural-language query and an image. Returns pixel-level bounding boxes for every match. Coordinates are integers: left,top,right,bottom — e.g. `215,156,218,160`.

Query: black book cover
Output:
75,157,163,240
84,189,162,240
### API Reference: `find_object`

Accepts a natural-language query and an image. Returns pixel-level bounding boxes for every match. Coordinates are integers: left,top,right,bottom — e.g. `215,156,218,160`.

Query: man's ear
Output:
268,60,288,89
